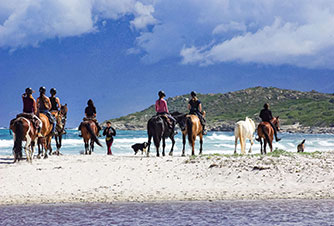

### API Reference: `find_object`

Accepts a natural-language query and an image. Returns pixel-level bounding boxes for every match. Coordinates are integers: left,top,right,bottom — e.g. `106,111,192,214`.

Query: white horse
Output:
234,117,256,154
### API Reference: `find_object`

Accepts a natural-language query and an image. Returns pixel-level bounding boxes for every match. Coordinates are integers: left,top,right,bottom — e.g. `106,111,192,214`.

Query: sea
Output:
1,129,334,225
0,128,334,156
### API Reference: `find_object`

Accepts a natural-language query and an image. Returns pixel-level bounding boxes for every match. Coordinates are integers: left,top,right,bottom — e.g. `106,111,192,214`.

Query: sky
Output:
1,0,334,128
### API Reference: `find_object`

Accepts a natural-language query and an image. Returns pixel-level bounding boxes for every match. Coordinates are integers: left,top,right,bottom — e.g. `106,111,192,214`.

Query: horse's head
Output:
55,104,67,134
272,116,280,131
171,111,187,131
60,104,68,118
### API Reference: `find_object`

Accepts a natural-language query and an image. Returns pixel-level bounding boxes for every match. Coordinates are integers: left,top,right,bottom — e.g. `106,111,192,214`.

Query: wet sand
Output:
1,151,334,205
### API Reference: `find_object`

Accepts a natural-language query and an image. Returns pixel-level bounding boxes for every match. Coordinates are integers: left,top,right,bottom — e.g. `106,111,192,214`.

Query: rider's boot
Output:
202,125,207,135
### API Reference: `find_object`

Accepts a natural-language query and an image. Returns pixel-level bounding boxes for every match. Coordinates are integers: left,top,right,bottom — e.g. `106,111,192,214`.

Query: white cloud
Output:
0,0,156,49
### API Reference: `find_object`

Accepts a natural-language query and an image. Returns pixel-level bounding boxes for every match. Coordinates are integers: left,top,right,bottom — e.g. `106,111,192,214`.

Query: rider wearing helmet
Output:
188,91,207,135
259,103,281,142
36,86,57,135
49,88,61,112
22,88,42,137
155,90,176,130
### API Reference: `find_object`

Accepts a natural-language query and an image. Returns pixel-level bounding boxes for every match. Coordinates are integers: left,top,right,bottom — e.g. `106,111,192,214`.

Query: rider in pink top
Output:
155,91,176,130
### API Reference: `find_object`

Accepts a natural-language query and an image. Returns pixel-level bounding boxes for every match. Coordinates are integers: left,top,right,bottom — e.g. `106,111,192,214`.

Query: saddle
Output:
156,114,173,129
10,113,40,130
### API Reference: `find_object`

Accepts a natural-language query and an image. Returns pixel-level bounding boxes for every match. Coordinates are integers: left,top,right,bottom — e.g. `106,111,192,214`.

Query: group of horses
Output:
10,105,68,162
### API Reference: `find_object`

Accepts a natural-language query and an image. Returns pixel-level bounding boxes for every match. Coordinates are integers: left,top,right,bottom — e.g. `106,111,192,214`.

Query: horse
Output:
234,117,256,154
80,120,102,154
146,114,176,157
256,117,280,154
172,111,205,156
51,104,68,155
10,117,37,163
37,113,53,159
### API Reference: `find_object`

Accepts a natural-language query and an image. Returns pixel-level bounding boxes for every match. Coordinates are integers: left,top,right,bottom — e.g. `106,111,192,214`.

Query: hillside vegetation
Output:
106,87,334,130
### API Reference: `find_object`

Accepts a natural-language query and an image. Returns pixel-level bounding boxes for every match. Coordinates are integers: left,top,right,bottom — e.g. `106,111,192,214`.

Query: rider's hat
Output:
50,88,57,95
264,103,269,109
158,90,166,98
25,88,34,95
39,86,46,93
191,91,197,97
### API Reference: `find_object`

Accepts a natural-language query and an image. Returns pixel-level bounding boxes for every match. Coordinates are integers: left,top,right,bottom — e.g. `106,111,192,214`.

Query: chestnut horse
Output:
256,117,280,154
51,104,68,155
10,117,37,163
37,113,53,159
80,120,102,154
172,112,205,156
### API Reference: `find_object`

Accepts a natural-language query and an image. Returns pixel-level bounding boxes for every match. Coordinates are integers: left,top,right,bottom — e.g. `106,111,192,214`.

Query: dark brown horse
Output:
37,113,53,159
256,117,280,154
80,120,102,154
172,112,205,156
10,117,37,163
147,115,176,157
52,104,68,155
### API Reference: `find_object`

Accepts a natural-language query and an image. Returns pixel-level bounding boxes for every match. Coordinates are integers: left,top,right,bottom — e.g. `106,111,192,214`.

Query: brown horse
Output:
80,120,102,154
10,117,37,163
256,117,280,154
172,112,205,156
37,113,53,159
51,104,68,155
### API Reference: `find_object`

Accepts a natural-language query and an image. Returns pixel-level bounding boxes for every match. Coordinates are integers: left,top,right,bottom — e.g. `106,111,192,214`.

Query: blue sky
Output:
1,0,334,128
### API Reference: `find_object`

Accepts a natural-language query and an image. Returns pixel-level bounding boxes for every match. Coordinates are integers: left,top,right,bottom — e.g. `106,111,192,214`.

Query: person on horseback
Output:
49,88,66,135
155,90,176,132
36,86,57,135
78,99,102,137
188,91,207,135
21,87,43,137
259,103,281,142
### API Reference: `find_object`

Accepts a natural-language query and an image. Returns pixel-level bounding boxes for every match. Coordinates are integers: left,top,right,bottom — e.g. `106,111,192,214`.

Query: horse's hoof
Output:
37,155,41,159
181,154,185,157
44,155,48,159
169,152,173,156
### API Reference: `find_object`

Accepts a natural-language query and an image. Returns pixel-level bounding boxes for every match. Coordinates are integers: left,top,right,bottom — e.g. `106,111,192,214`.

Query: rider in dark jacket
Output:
188,91,206,135
259,103,281,142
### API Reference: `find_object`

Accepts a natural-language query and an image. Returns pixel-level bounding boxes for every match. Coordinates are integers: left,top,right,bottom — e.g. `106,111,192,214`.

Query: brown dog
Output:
297,139,305,152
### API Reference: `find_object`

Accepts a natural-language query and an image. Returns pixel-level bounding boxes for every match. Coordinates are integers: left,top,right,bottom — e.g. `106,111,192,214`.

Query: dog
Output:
132,142,149,155
297,139,305,152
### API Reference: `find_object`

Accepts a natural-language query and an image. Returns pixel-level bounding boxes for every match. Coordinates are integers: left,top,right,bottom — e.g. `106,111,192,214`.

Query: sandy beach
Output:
1,151,334,205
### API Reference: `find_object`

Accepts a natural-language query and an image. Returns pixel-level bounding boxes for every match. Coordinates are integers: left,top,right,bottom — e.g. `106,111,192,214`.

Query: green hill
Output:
106,87,334,131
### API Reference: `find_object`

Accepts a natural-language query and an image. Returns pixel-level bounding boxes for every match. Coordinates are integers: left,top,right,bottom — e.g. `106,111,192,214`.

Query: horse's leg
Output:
162,137,166,157
249,137,254,154
37,138,41,159
260,138,263,155
199,134,203,155
147,134,152,157
182,133,186,157
90,140,94,155
57,135,62,155
269,139,273,153
264,139,267,155
24,136,31,163
84,139,89,155
169,135,175,156
234,136,238,154
153,135,160,157
240,135,245,155
44,136,51,159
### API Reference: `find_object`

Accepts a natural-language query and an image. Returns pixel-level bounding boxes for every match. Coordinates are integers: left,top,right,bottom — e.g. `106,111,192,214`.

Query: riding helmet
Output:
25,88,33,95
264,103,269,109
50,88,57,95
158,90,166,98
39,86,46,93
191,91,197,97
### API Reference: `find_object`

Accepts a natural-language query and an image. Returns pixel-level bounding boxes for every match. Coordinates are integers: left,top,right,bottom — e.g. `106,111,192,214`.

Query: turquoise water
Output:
1,200,334,225
0,129,333,156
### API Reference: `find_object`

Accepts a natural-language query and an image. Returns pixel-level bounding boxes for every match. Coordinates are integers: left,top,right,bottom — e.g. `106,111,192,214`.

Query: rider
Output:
49,88,66,135
36,86,57,136
155,90,176,131
188,91,207,135
78,99,102,137
22,88,43,137
259,103,281,142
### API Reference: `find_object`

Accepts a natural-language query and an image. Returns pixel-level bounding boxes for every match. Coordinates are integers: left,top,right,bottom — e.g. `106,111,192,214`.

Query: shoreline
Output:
1,151,334,205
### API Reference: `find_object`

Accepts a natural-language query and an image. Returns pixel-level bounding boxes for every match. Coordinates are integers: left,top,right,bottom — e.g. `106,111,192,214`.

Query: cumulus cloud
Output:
134,0,334,69
0,0,156,49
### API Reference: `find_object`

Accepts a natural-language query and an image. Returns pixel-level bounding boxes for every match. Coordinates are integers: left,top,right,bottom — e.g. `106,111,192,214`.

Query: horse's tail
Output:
84,123,102,147
237,124,245,153
13,119,24,160
186,117,193,146
261,124,270,144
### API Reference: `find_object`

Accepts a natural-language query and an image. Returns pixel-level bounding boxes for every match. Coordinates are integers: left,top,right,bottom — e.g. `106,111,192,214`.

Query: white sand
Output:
1,152,334,205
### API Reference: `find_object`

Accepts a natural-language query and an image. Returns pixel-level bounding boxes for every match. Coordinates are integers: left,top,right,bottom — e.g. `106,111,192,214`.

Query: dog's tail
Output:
301,139,306,144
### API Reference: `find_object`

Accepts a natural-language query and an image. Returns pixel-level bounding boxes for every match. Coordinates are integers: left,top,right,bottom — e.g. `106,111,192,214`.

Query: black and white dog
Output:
131,142,149,155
